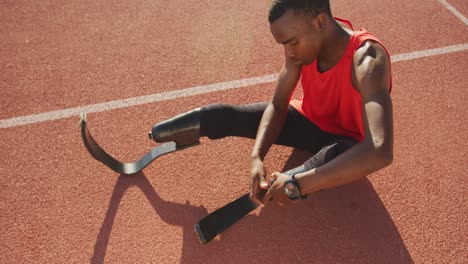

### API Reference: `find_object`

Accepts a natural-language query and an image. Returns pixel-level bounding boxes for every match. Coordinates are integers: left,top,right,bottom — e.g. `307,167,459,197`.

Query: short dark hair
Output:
268,0,332,23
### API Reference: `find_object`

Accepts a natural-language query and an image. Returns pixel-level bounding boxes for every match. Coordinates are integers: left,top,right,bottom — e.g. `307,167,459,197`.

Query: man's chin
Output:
302,59,314,66
292,58,313,65
292,59,305,65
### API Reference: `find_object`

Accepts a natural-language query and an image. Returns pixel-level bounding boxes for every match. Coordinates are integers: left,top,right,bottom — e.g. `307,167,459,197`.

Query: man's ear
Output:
315,13,327,30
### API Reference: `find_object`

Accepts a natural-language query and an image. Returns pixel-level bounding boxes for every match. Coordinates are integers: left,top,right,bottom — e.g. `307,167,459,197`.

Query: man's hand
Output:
262,172,297,206
249,157,269,206
248,60,301,205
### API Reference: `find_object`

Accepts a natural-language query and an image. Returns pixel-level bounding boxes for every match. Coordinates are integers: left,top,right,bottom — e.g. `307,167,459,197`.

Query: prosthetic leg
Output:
79,108,203,174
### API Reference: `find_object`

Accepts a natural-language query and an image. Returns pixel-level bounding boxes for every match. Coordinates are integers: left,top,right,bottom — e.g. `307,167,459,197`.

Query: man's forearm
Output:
250,102,288,161
295,140,393,194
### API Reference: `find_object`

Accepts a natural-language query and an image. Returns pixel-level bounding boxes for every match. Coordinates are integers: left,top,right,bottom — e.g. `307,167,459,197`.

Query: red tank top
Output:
290,17,391,142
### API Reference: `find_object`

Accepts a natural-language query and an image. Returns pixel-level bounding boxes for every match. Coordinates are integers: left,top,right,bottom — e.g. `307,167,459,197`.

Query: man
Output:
149,0,393,207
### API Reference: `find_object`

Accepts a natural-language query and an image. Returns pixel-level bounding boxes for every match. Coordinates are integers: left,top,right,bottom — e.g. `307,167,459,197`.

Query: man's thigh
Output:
276,106,341,153
201,102,347,154
200,102,267,140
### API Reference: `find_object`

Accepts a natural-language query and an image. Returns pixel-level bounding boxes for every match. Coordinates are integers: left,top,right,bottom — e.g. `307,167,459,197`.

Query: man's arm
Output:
249,58,302,205
297,41,393,194
263,41,393,204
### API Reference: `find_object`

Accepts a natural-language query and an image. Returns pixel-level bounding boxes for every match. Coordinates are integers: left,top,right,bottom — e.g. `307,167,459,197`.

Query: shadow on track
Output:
180,149,414,264
90,173,208,264
91,149,413,264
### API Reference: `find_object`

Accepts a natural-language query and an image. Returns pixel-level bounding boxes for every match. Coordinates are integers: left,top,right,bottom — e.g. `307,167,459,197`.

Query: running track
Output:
1,0,467,263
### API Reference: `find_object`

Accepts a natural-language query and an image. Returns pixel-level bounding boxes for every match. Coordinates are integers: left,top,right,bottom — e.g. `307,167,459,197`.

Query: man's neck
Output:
316,18,352,73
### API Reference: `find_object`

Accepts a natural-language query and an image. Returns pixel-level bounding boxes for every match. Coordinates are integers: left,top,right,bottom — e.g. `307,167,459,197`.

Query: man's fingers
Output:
250,191,264,207
249,176,257,192
263,176,279,205
262,186,273,205
269,177,276,187
259,175,268,189
250,179,265,207
271,171,280,179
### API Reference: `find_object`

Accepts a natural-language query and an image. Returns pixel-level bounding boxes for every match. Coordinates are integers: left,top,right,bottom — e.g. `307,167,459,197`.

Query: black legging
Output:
199,102,358,173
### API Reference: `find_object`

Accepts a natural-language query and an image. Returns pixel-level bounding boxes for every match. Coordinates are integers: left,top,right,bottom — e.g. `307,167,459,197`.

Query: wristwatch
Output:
283,175,307,200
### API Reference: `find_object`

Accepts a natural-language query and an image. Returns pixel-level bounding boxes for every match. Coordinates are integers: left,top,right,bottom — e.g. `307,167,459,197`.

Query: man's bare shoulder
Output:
353,40,389,69
352,40,391,93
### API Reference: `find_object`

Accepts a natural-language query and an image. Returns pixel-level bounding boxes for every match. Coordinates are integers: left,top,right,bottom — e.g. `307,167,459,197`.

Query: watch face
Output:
284,182,300,199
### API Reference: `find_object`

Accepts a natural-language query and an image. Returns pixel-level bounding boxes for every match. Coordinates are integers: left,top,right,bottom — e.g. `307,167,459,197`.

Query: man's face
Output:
270,9,322,65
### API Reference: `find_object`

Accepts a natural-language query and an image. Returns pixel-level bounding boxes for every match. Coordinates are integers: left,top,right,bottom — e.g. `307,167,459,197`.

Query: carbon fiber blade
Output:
80,113,182,174
195,193,258,244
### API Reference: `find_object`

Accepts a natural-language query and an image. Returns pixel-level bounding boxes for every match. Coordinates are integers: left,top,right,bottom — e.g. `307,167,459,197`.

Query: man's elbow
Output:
380,147,393,167
371,137,393,168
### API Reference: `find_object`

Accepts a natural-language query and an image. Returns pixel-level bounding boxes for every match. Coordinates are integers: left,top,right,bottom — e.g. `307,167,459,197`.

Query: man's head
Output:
268,0,331,23
268,0,332,65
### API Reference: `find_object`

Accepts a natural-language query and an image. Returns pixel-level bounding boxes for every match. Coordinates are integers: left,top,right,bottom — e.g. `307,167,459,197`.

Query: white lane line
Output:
438,0,468,26
391,43,468,62
0,74,276,128
1,43,468,129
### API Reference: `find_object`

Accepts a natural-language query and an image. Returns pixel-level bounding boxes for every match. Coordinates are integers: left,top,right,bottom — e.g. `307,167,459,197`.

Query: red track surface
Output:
1,0,467,263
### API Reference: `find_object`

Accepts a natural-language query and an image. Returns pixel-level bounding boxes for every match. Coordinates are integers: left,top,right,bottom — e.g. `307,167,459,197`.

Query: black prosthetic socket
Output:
150,108,202,148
